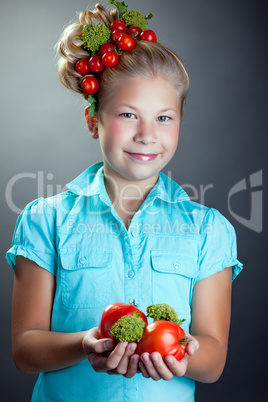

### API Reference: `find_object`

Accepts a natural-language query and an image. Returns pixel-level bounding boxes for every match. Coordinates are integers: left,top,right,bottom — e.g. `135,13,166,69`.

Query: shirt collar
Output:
66,161,190,204
66,161,111,204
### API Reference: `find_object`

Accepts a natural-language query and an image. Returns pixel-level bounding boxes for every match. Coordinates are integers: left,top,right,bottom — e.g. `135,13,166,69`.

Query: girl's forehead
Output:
101,76,181,115
112,75,179,99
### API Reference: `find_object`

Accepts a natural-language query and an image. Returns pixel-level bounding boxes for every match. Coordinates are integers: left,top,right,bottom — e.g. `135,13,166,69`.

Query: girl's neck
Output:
103,171,159,228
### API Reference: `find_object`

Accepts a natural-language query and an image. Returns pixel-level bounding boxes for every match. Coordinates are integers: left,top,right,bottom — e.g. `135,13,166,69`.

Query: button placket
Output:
128,270,135,278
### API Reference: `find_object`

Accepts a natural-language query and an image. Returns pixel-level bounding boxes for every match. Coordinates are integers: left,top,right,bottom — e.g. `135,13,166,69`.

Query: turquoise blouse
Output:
6,161,243,402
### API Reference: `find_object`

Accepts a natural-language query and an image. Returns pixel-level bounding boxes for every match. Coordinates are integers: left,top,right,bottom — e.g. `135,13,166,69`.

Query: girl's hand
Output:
82,327,140,378
138,331,199,381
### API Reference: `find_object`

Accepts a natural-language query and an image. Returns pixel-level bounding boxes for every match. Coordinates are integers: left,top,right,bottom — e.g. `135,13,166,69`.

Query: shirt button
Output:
131,230,138,237
79,257,87,264
128,270,135,278
173,262,180,269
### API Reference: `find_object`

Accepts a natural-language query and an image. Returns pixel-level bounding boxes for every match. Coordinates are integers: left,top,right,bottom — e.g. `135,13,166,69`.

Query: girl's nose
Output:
133,121,157,145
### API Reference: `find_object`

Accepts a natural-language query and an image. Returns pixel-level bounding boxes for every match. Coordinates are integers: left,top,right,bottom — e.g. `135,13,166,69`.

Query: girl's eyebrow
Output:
117,105,179,114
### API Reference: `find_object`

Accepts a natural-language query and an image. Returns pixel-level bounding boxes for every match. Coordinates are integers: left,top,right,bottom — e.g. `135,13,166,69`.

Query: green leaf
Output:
145,12,153,20
107,0,128,17
132,311,140,318
87,95,97,117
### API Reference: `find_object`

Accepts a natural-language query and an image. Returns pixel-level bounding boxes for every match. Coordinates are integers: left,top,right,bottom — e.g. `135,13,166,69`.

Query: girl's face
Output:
95,76,181,189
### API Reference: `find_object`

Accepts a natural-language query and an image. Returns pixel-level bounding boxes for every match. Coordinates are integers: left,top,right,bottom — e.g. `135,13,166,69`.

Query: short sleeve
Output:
6,197,57,275
195,208,243,283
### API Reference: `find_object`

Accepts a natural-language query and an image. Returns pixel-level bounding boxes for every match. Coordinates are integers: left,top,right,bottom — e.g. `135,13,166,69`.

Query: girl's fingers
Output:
111,343,137,375
184,331,199,355
163,354,188,377
105,342,129,371
139,353,188,380
138,360,150,378
89,341,128,372
140,353,161,381
149,352,174,381
123,354,140,378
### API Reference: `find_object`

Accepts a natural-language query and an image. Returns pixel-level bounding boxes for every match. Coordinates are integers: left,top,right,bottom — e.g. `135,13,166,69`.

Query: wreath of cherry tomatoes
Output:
75,17,158,101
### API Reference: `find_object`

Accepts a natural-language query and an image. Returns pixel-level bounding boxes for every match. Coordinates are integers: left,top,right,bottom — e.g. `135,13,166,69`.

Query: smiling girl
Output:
6,2,243,401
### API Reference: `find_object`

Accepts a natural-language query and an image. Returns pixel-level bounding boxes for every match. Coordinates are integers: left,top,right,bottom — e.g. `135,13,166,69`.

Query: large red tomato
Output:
136,320,187,361
98,302,148,340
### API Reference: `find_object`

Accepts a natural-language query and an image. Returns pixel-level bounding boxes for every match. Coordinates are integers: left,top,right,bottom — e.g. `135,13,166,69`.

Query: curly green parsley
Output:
110,314,145,342
121,10,152,31
147,303,185,326
81,23,111,54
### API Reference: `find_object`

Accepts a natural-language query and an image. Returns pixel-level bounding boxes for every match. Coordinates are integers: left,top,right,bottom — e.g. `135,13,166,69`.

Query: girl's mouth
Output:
125,152,159,162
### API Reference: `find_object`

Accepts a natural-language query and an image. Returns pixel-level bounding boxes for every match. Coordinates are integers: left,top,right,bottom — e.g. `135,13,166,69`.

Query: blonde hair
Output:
55,3,189,117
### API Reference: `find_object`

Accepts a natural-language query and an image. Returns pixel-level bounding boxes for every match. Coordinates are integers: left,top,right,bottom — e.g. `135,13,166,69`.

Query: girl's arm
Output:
138,267,232,382
186,266,232,382
12,256,138,376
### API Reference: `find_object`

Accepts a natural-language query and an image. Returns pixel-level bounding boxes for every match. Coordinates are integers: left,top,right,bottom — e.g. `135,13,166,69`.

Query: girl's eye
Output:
157,116,170,122
122,113,136,119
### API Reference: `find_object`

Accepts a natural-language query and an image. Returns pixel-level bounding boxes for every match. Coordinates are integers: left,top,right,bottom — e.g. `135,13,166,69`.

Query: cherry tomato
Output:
81,76,99,95
136,320,187,361
75,58,90,75
140,29,157,43
98,302,148,340
102,51,119,67
88,55,104,73
99,42,115,57
111,29,125,44
110,19,127,32
117,35,136,52
127,26,142,39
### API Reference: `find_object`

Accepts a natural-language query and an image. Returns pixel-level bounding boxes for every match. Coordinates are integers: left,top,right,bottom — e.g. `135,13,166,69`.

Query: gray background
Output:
1,0,267,400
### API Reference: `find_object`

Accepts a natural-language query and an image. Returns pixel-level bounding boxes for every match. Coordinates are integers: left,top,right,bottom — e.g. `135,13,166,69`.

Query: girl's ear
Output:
84,107,99,139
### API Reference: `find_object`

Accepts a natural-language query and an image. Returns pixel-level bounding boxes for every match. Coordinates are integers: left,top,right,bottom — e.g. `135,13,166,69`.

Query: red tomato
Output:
81,76,99,95
136,321,187,361
98,302,148,340
140,29,157,43
102,51,119,67
117,35,136,52
75,58,90,75
111,29,125,44
99,42,115,56
127,26,142,39
110,19,127,32
88,55,104,73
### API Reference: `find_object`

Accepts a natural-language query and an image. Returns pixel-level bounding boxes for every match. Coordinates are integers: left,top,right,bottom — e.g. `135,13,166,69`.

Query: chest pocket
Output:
59,247,113,309
151,250,198,319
